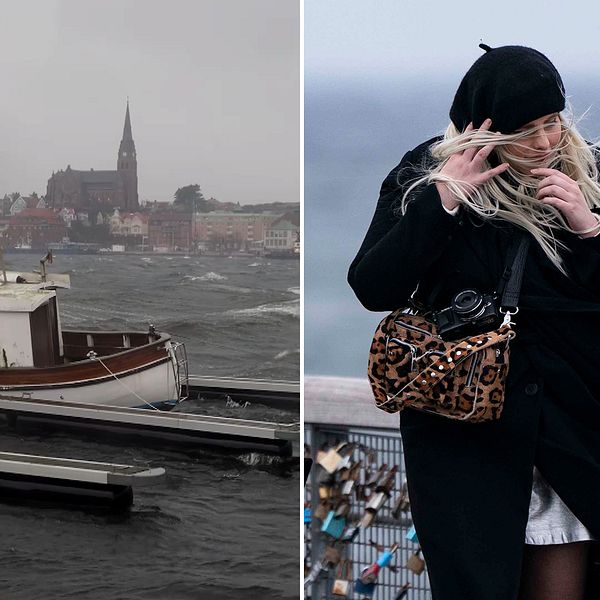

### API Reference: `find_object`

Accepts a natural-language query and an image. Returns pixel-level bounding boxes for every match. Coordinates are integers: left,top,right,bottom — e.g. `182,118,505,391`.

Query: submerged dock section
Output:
187,375,299,410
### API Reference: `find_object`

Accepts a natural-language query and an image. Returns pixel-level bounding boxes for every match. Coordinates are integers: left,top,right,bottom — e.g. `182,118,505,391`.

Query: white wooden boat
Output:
0,255,187,409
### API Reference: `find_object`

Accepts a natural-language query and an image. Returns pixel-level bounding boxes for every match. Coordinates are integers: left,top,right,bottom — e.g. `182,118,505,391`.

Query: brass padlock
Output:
314,501,330,521
335,499,350,518
317,447,343,474
406,549,425,575
366,491,387,511
341,479,355,496
323,544,341,566
366,464,388,488
331,559,353,597
391,481,410,518
359,510,376,528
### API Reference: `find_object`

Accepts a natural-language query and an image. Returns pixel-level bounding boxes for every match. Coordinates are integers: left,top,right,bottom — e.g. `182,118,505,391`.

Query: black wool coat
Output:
348,137,600,600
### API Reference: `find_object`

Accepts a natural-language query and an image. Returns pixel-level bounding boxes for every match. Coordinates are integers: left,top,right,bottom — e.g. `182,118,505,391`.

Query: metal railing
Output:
305,376,432,600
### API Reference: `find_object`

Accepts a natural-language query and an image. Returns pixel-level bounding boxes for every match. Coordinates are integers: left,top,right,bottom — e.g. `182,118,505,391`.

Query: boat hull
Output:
0,331,184,409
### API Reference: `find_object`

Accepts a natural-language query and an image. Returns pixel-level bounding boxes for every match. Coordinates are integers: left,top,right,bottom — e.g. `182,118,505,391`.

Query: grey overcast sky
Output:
305,0,600,81
0,0,299,205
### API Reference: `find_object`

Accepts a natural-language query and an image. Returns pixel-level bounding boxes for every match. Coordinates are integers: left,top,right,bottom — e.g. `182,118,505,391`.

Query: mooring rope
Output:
87,351,161,411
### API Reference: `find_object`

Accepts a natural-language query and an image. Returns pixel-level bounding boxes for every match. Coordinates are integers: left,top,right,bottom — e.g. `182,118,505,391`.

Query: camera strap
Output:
418,230,530,312
497,232,530,311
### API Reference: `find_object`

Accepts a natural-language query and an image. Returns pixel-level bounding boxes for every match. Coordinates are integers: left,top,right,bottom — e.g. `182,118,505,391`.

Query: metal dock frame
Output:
0,394,299,455
187,375,299,410
0,451,165,510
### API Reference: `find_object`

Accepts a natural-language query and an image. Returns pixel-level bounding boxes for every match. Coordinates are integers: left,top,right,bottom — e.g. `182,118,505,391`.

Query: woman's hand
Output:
436,118,510,210
531,167,599,237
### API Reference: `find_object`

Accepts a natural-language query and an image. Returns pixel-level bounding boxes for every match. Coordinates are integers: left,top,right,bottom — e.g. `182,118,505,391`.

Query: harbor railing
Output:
304,375,431,600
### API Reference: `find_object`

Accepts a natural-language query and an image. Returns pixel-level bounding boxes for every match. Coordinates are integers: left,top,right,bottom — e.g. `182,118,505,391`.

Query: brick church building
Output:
45,102,139,211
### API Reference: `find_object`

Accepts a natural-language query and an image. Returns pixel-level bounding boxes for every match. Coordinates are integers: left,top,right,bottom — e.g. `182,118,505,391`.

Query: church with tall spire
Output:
46,101,139,212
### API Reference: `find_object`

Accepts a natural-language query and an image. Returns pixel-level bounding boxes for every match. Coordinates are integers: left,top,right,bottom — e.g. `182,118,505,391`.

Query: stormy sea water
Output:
0,253,299,600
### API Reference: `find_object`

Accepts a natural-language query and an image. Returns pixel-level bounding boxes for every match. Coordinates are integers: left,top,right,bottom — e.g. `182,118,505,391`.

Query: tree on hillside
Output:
174,184,209,213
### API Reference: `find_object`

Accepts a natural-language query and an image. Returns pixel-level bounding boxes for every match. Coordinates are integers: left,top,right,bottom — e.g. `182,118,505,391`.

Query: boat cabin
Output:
0,272,70,368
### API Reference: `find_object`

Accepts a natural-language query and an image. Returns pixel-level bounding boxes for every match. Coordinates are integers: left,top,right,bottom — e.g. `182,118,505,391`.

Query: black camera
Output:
432,289,501,341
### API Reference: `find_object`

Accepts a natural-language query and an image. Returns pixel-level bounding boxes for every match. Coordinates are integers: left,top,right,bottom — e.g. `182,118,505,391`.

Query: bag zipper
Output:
393,320,441,339
465,353,482,387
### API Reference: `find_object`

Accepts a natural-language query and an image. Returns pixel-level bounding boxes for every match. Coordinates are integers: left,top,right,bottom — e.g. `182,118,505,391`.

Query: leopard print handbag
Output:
367,233,529,423
368,309,515,422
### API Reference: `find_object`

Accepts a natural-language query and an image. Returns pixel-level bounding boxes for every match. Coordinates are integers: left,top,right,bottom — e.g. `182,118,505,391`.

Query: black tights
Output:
518,542,591,600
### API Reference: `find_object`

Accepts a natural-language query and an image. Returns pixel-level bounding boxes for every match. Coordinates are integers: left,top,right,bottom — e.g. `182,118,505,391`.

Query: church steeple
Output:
118,99,136,164
122,99,133,141
117,99,138,209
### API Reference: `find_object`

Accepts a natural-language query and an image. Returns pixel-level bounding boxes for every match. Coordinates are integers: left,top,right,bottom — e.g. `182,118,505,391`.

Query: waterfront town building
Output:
45,101,138,212
0,195,47,216
3,208,66,248
109,209,149,238
147,209,193,252
193,212,279,252
264,212,300,254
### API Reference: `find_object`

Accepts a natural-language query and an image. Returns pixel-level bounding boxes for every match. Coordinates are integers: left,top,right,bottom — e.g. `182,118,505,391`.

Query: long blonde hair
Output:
400,114,600,275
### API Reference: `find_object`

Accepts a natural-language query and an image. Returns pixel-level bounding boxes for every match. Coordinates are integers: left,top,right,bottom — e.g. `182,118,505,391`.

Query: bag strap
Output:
401,325,515,395
497,232,530,311
417,229,530,311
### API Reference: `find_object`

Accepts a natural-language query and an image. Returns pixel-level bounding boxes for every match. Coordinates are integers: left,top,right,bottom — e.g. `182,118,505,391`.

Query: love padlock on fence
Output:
406,547,425,575
321,510,346,539
331,558,353,597
317,446,343,474
394,583,412,599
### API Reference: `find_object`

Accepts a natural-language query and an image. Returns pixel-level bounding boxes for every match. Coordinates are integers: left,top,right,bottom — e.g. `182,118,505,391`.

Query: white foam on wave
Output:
184,271,228,282
274,348,300,360
248,262,262,267
199,271,228,281
222,299,299,320
287,286,300,295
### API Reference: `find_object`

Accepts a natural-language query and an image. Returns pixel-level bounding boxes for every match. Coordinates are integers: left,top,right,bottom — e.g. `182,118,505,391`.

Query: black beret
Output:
449,45,566,134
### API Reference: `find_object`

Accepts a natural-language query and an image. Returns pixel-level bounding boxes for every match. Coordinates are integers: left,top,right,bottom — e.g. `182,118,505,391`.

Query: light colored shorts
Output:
525,466,596,545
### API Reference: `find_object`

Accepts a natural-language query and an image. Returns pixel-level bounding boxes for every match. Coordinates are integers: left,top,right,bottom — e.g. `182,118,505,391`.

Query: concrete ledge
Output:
304,375,400,430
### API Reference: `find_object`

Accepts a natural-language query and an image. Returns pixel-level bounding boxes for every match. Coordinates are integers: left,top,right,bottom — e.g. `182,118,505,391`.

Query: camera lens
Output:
452,289,483,316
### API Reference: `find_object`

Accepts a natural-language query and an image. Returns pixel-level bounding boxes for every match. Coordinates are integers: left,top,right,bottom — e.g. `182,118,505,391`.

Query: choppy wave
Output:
274,348,300,360
199,271,228,281
286,286,300,295
181,271,229,282
221,299,299,321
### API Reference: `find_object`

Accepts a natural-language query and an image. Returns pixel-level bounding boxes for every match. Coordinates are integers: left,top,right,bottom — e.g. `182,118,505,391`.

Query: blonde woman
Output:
348,45,600,600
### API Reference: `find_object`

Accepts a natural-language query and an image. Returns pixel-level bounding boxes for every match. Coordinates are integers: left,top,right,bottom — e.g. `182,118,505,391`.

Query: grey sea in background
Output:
0,253,299,600
305,77,600,378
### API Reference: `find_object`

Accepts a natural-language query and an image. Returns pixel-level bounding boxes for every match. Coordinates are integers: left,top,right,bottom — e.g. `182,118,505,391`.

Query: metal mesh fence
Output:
305,424,432,600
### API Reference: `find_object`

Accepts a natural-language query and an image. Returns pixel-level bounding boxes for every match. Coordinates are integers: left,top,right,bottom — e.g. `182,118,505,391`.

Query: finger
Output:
530,168,565,178
479,162,509,182
537,174,575,191
464,122,474,133
478,118,493,132
538,196,571,211
536,184,571,201
472,142,496,166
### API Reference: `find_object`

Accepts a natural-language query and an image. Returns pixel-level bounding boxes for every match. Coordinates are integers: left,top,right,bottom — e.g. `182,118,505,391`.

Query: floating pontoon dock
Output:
0,451,165,509
0,394,299,456
187,376,299,409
